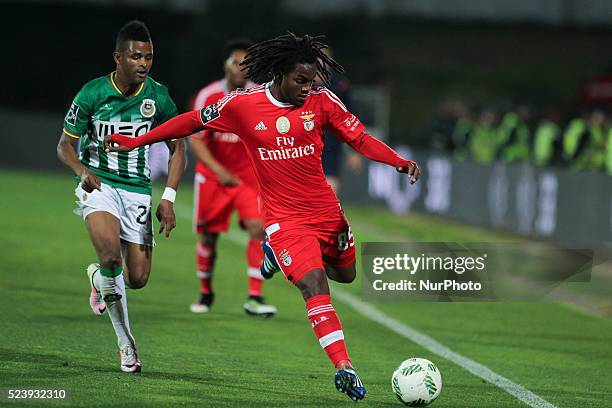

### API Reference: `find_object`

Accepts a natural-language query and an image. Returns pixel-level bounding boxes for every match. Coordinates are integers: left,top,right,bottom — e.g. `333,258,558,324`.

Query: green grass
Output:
1,169,611,407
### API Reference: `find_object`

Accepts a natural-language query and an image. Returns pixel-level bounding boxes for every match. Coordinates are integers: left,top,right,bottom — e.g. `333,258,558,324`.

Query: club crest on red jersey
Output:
276,116,290,134
300,111,315,132
140,99,156,118
280,249,292,266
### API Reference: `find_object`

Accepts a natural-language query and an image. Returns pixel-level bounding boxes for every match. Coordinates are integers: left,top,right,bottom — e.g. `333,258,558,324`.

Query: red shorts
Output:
265,209,356,284
194,173,262,234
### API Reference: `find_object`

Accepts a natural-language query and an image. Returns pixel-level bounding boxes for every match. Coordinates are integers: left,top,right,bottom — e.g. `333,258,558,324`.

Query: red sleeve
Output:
320,88,365,143
347,132,415,168
110,97,238,149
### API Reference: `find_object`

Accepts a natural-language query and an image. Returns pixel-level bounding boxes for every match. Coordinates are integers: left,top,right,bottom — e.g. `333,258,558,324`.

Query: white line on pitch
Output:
174,203,557,408
332,290,557,408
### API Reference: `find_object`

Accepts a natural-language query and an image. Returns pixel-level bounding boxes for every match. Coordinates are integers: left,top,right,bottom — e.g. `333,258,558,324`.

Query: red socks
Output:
306,294,350,368
196,240,215,294
247,238,264,297
197,238,266,298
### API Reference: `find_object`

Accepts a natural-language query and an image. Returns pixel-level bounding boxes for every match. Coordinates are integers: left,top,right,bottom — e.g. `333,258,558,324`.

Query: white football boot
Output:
86,263,106,316
119,343,141,373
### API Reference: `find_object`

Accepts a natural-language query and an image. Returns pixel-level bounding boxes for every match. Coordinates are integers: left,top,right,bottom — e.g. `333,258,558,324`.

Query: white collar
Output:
265,82,293,108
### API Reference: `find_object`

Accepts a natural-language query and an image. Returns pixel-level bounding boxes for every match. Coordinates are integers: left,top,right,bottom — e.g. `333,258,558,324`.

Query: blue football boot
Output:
260,237,280,279
335,365,367,401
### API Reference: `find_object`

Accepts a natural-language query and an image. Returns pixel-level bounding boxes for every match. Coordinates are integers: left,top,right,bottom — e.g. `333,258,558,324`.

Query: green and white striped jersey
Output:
63,72,178,194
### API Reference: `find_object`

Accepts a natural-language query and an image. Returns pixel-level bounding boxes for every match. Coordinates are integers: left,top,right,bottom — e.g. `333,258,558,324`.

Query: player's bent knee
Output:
339,267,356,284
125,273,149,290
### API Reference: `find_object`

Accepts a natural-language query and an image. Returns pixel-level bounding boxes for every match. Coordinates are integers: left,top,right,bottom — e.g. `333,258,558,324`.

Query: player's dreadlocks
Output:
115,20,151,52
240,32,344,88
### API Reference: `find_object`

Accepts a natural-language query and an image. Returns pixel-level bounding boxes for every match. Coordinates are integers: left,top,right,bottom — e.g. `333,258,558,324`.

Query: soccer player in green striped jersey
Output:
56,20,185,373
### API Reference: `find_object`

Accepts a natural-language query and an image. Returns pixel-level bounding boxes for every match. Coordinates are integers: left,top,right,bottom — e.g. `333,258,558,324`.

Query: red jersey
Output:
200,83,366,225
191,79,257,184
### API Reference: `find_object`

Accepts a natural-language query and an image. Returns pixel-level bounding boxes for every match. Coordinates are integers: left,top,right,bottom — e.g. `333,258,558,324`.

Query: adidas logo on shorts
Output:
254,121,267,131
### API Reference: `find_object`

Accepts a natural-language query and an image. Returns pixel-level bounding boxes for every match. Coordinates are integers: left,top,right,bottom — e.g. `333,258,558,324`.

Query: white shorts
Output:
74,183,154,246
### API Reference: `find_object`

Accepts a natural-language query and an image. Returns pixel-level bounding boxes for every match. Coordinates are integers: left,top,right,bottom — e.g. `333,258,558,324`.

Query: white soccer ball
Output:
391,358,442,406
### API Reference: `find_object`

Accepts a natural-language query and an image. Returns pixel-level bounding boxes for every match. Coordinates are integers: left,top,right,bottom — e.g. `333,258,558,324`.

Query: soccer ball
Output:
391,358,442,406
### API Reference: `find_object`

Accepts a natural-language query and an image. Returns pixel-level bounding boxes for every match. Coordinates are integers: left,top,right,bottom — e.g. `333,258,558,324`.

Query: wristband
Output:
161,187,176,203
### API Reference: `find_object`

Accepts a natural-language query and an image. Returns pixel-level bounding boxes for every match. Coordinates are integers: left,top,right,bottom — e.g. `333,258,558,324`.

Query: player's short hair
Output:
115,20,151,52
223,38,254,60
241,32,344,88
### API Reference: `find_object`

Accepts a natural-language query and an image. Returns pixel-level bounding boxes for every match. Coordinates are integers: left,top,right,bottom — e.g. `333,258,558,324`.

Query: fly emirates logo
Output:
258,136,315,161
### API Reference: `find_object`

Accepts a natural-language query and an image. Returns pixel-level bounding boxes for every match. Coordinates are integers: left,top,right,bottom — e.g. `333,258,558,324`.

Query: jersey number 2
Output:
136,205,150,225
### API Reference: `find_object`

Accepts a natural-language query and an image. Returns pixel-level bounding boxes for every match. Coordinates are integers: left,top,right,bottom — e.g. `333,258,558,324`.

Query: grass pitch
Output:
1,169,610,407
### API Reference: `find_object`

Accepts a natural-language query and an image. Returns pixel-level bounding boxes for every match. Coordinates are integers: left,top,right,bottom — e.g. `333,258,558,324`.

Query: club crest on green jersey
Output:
140,99,156,118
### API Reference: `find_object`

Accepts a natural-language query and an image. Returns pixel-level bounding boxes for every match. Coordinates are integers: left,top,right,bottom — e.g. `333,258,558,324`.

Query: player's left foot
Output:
243,296,277,317
335,364,367,401
86,263,106,316
119,343,141,373
260,237,280,279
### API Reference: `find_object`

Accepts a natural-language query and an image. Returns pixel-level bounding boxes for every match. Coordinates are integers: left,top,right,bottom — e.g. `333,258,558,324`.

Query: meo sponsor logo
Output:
94,120,153,139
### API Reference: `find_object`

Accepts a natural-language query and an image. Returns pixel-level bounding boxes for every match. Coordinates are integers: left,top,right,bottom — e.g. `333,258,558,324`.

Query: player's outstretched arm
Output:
347,132,420,184
104,110,205,152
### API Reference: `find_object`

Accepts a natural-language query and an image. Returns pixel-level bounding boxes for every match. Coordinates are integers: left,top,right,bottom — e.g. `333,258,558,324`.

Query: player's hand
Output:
80,168,102,192
217,169,240,187
103,134,134,153
396,160,420,184
156,200,176,238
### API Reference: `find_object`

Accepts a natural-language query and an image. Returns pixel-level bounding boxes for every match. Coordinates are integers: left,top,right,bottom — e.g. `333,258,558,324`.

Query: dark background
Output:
2,0,611,145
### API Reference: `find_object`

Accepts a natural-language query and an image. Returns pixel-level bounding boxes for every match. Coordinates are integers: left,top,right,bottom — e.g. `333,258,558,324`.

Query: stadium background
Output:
1,1,611,407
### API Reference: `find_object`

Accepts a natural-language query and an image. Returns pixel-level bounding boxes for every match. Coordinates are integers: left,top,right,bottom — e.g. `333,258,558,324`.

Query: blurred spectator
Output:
450,103,473,161
469,107,500,164
563,108,607,171
497,104,532,163
532,108,561,167
606,124,612,175
429,96,468,152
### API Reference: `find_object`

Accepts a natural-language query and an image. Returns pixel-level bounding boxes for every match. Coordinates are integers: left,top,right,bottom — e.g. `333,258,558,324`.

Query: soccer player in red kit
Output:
106,32,420,401
189,39,277,317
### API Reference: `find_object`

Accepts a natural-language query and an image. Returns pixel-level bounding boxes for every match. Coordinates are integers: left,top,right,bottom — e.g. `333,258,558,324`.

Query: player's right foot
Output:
119,343,141,373
335,364,367,402
260,237,280,279
190,292,215,313
86,263,106,316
